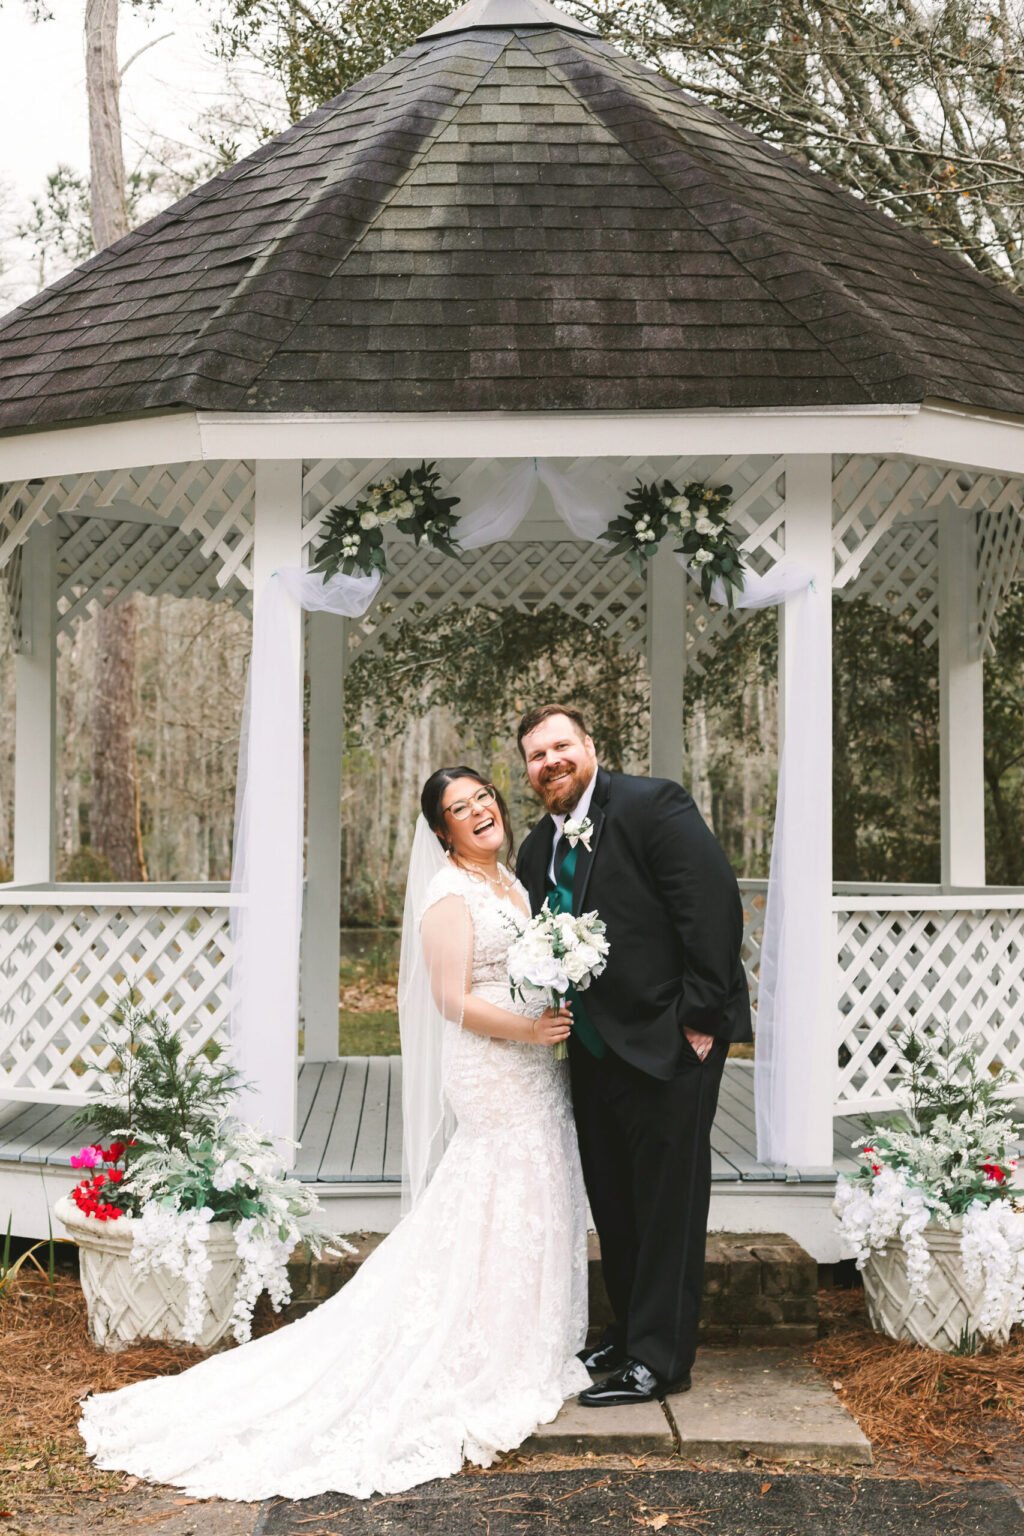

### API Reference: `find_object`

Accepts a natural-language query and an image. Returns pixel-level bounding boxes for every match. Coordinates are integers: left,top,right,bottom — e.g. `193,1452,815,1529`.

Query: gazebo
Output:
2,0,1024,1256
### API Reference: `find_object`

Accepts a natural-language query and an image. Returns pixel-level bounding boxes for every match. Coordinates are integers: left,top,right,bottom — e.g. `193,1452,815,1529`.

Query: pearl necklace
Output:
451,856,508,890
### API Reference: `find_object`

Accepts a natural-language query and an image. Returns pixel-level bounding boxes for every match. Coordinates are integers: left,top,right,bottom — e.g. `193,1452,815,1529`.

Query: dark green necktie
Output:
548,839,606,1059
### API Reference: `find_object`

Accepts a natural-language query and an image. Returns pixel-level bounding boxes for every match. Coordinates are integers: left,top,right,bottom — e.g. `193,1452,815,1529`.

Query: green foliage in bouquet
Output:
310,461,461,580
601,478,744,605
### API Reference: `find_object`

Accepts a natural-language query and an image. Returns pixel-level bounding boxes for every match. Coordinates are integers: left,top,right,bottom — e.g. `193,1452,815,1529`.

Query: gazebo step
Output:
284,1230,820,1346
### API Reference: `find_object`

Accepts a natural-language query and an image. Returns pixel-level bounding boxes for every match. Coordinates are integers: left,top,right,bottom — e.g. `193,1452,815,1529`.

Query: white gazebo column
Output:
774,455,835,1169
238,459,304,1147
13,520,57,884
648,543,686,781
938,504,985,889
301,611,347,1060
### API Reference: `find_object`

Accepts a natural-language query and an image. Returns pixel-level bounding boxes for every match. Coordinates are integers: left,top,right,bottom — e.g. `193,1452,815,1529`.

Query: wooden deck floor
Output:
0,1059,864,1186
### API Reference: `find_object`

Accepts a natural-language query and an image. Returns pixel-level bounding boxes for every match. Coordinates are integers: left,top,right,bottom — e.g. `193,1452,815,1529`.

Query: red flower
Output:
103,1142,127,1162
982,1162,1007,1184
107,1169,124,1184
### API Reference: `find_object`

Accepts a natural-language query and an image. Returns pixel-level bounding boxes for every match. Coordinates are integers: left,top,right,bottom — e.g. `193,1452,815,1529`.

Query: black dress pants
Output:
569,1034,727,1383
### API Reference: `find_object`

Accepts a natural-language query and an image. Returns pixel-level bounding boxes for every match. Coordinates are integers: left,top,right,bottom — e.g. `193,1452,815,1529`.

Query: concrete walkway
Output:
524,1347,871,1465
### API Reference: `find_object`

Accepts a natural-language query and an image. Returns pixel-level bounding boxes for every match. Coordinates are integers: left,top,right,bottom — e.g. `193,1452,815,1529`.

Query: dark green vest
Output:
548,839,606,1059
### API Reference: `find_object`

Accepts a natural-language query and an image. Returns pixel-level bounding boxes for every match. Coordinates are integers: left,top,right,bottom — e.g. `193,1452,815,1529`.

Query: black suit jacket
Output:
516,767,752,1079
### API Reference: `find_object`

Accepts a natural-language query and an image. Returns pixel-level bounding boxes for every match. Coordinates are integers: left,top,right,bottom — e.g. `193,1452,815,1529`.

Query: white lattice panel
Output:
1,463,257,631
834,903,1024,1113
832,457,1024,649
307,456,786,671
0,899,234,1103
351,537,648,656
977,494,1024,654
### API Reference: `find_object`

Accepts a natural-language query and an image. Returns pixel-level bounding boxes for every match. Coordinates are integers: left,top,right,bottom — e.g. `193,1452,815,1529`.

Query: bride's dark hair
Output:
421,766,515,863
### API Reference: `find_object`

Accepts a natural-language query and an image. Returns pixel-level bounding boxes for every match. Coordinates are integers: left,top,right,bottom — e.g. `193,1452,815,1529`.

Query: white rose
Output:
359,510,379,530
668,496,688,513
564,951,588,984
522,955,567,990
378,506,399,524
693,549,714,566
695,517,716,536
398,499,416,517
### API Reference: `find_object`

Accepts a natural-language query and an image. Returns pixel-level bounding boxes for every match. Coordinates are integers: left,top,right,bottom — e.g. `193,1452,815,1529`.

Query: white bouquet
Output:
507,902,610,1059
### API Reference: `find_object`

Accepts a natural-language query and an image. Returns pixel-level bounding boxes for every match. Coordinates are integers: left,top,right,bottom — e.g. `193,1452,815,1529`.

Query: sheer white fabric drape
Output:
228,459,819,1169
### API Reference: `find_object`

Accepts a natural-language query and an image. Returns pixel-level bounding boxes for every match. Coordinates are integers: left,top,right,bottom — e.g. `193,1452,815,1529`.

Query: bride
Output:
77,766,590,1501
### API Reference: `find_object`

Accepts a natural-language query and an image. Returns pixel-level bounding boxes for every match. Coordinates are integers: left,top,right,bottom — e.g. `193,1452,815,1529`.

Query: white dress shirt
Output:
546,769,598,885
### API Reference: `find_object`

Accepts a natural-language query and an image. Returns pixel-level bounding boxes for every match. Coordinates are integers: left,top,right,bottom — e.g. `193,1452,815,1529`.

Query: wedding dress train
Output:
78,863,590,1500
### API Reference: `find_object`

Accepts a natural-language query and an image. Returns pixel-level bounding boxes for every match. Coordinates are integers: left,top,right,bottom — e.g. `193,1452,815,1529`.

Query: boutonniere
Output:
563,816,594,852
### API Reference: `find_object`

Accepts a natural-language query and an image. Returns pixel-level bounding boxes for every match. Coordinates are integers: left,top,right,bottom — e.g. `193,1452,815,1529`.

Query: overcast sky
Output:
0,0,251,303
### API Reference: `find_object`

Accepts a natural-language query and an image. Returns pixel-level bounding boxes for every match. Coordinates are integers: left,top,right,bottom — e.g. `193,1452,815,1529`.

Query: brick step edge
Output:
284,1230,819,1344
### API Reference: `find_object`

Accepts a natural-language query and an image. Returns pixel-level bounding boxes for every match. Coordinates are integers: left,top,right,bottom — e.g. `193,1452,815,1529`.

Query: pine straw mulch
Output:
0,1269,284,1526
811,1286,1024,1485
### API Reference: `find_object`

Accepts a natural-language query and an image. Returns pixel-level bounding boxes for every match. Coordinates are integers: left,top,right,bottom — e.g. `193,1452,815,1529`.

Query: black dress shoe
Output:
577,1333,627,1373
578,1358,691,1407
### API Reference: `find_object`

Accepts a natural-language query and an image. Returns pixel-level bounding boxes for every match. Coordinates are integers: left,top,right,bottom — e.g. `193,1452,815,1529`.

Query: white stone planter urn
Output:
862,1220,986,1353
55,1196,243,1351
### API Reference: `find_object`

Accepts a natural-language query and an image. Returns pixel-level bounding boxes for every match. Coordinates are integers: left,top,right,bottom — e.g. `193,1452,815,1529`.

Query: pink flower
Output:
70,1146,101,1169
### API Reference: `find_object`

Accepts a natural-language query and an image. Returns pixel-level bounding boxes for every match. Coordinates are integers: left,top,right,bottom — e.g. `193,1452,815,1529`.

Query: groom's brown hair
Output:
516,704,590,758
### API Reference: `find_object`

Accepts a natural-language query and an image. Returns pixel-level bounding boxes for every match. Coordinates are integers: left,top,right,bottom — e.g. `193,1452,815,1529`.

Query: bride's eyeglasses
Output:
445,785,498,821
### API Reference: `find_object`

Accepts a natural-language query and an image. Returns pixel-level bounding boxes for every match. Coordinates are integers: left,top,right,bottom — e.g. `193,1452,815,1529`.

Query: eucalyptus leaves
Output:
311,462,461,579
601,478,746,606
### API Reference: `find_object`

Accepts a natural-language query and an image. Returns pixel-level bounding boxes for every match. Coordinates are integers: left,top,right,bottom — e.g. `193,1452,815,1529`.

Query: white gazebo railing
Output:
0,884,234,1104
834,892,1024,1114
4,878,1023,1128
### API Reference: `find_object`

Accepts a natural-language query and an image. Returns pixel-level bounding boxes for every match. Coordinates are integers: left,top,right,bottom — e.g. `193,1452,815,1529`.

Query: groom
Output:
516,705,751,1405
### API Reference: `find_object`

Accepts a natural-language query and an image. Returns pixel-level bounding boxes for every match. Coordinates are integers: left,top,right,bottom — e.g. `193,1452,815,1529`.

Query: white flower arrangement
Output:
507,902,609,1060
311,462,461,579
125,1120,353,1345
834,1026,1024,1344
67,991,349,1347
601,477,745,606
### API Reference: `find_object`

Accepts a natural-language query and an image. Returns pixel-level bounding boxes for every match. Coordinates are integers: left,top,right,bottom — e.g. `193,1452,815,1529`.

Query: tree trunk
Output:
86,0,142,880
85,0,128,250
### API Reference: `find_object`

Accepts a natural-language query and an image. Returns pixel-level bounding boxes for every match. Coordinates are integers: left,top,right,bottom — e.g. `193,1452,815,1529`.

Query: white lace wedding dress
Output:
78,863,590,1501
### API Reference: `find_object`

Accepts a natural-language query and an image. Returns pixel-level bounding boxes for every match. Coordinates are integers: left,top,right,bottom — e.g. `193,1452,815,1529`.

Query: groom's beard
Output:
538,762,590,816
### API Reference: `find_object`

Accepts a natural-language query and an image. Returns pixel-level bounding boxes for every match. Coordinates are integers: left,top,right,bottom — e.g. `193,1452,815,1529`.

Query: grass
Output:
337,1010,400,1056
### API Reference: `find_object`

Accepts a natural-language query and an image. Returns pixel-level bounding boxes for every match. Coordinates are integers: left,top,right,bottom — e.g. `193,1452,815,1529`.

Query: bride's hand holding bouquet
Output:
508,904,610,1059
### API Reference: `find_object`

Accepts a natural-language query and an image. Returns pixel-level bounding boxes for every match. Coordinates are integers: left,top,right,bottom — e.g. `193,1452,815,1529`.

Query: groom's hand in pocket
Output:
684,1027,715,1062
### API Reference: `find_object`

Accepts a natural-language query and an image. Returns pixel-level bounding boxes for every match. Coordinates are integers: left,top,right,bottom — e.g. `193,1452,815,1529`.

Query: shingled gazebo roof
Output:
3,0,1024,429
